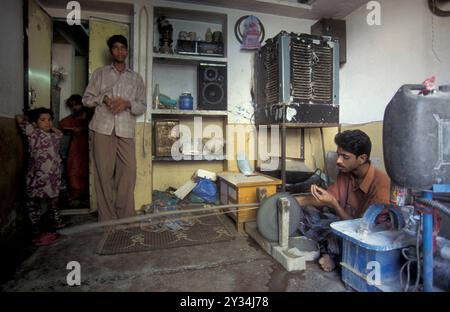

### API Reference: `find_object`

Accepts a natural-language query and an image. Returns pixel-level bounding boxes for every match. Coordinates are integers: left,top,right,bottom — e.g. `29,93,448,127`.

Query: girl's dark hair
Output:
107,34,128,51
334,130,372,160
27,107,54,123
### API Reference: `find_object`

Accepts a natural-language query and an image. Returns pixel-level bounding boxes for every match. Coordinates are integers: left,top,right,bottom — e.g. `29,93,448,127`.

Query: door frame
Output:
23,0,53,112
23,0,28,112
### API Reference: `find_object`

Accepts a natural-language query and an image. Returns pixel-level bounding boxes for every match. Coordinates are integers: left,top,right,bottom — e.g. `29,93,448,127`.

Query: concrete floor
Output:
1,214,346,292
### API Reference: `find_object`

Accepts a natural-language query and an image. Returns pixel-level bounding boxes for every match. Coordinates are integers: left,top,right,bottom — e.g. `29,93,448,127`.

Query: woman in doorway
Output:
59,94,92,208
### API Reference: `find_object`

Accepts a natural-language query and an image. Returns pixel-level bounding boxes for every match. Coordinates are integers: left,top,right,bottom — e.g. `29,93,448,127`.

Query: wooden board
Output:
217,172,281,187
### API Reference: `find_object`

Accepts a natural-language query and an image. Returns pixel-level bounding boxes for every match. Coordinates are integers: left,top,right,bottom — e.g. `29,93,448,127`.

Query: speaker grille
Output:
202,83,224,105
198,63,227,110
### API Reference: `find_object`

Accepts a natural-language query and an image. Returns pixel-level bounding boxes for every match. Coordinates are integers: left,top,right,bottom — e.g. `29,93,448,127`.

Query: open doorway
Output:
26,0,133,214
51,18,91,210
52,19,89,123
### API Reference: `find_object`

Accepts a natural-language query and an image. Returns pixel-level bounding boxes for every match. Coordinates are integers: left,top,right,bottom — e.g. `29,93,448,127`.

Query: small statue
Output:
157,16,173,54
205,28,213,42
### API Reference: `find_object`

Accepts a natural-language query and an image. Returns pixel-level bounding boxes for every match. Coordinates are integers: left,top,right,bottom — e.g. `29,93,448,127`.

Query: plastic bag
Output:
191,178,218,204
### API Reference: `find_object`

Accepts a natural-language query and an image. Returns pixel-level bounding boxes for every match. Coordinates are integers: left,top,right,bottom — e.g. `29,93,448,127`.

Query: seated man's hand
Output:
310,184,337,208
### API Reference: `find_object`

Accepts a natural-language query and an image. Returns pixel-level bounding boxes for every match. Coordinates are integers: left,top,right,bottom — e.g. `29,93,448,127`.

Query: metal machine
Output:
253,31,341,191
253,31,340,125
247,192,320,272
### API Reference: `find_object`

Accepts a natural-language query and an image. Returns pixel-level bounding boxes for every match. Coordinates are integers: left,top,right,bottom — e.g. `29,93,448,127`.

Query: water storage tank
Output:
383,84,450,189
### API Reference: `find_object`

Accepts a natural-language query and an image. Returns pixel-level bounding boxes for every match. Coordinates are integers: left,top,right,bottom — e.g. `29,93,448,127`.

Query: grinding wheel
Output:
256,192,303,242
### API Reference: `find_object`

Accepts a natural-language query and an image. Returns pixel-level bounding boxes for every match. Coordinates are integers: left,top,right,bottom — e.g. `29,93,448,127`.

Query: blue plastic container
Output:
331,219,414,292
179,93,193,110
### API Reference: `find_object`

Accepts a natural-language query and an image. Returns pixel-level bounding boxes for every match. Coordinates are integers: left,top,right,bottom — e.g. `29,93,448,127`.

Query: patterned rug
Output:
97,214,236,255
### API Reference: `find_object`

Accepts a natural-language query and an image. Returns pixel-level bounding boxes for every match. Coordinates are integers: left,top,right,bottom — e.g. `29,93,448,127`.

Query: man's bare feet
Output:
318,254,336,272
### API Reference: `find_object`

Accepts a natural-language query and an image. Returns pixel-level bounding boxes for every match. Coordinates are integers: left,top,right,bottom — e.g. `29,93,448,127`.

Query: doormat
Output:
97,214,236,255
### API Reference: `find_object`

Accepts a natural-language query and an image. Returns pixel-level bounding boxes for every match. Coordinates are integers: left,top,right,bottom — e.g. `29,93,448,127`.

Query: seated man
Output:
296,129,391,271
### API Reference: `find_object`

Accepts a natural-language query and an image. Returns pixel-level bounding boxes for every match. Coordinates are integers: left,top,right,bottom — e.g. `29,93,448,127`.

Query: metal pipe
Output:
422,191,434,292
59,202,260,235
281,124,287,192
300,128,305,160
320,127,327,177
416,197,450,217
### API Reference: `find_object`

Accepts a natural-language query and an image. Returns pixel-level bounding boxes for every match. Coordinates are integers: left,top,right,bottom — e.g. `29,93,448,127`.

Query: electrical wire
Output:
400,247,413,292
414,214,422,292
400,215,422,292
416,197,450,217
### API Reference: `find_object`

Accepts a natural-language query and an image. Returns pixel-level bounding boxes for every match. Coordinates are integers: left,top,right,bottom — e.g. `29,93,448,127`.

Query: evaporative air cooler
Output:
254,31,340,125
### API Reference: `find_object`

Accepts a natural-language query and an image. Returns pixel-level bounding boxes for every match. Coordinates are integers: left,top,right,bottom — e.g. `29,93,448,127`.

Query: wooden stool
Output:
217,172,282,231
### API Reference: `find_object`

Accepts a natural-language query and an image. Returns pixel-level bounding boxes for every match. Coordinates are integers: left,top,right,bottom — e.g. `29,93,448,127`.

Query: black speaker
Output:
198,62,227,110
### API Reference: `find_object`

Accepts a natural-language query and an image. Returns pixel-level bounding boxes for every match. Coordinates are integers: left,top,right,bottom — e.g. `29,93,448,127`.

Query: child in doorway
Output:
59,94,92,207
16,107,65,246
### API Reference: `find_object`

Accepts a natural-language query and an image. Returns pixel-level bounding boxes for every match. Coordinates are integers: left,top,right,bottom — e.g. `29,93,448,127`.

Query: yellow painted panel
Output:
304,128,327,170
135,122,153,210
238,185,277,202
286,128,304,158
28,0,52,109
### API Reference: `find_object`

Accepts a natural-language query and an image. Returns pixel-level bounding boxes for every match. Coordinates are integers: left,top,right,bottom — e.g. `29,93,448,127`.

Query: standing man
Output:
83,35,146,221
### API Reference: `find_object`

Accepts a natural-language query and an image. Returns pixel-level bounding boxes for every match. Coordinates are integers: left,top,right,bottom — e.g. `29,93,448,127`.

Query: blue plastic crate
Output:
331,219,414,292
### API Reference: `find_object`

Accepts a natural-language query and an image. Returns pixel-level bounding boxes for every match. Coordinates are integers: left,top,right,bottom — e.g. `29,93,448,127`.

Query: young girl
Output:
16,108,65,246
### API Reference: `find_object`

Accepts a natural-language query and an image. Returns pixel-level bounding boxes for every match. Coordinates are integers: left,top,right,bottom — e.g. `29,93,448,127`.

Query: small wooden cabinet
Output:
217,172,282,231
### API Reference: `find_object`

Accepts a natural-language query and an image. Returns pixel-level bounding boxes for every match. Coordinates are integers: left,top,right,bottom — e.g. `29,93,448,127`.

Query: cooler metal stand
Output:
422,190,434,292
